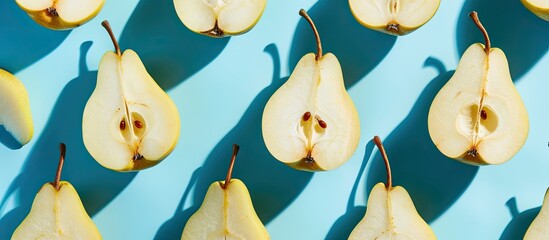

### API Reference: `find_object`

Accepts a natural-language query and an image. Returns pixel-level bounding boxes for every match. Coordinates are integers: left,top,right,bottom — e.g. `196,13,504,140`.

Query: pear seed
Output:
481,110,487,120
135,120,143,129
302,112,311,121
120,120,126,130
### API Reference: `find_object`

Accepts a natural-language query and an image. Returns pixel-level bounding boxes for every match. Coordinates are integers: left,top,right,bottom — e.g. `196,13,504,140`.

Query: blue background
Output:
0,0,548,239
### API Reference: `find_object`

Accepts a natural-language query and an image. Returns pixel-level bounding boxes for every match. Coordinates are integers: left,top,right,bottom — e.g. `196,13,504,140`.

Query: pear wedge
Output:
348,136,436,239
181,144,270,240
173,0,267,37
12,144,101,239
521,0,549,21
349,0,440,35
262,9,360,171
82,21,181,172
16,0,104,30
0,69,33,146
428,12,529,165
525,188,549,239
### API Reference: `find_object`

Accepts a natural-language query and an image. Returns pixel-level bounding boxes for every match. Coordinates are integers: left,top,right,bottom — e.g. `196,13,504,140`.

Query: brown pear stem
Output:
221,144,240,189
373,136,392,190
54,143,66,191
101,20,122,57
299,9,323,61
469,11,491,54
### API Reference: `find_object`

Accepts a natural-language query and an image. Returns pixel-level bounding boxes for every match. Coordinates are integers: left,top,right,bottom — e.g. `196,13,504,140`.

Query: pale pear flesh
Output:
83,50,180,171
348,183,436,240
349,0,440,35
16,0,105,30
181,179,270,240
12,182,101,240
428,43,529,165
525,188,549,239
174,0,267,37
262,53,360,171
521,0,549,21
0,69,33,146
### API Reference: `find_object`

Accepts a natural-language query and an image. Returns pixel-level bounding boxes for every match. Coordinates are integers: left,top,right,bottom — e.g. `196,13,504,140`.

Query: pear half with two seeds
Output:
262,9,360,171
349,0,440,35
12,144,101,239
521,0,549,21
181,144,269,240
0,69,33,146
173,0,267,37
525,188,549,239
83,21,181,172
16,0,105,30
348,136,436,239
428,12,529,165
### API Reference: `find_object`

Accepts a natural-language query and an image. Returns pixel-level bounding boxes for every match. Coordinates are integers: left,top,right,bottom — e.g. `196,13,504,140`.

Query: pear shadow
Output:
185,43,314,227
500,197,540,240
154,168,202,240
0,0,69,73
366,57,479,223
289,0,396,88
119,0,230,90
0,42,137,238
325,141,375,240
457,0,549,81
0,126,23,150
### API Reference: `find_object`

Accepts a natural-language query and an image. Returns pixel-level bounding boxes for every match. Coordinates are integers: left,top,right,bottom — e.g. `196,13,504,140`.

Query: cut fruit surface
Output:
349,0,440,35
16,0,104,30
0,69,33,146
524,188,549,239
173,0,267,37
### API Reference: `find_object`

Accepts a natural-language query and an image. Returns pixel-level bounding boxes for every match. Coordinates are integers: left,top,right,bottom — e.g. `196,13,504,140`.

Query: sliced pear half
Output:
349,0,441,35
0,69,33,147
428,12,529,165
16,0,105,30
521,0,549,21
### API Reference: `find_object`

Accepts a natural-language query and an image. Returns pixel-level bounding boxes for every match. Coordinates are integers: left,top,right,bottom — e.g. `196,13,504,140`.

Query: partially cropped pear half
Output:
349,0,440,36
12,144,101,239
173,0,267,37
262,9,360,171
428,12,529,165
0,69,33,147
349,136,436,239
525,188,549,239
16,0,105,30
181,144,270,240
83,21,181,172
521,0,549,21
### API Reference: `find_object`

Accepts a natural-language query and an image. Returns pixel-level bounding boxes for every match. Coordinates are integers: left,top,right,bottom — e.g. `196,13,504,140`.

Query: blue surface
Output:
0,0,548,239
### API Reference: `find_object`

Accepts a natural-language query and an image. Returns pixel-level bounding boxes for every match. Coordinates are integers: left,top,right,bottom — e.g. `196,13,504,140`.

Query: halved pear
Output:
349,0,441,35
82,21,181,172
428,12,529,165
173,0,267,37
16,0,105,30
524,188,549,239
348,136,436,239
181,145,270,240
12,144,101,239
521,0,549,21
262,9,360,171
0,69,33,146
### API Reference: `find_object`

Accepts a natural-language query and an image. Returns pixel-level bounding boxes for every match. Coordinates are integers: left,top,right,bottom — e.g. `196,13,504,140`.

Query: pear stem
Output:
299,9,323,61
469,11,491,54
221,144,240,190
101,20,122,57
373,136,392,190
54,143,66,191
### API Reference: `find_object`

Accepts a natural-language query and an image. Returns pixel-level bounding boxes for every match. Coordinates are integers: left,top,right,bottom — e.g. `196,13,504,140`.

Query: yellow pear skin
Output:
428,12,528,165
181,145,269,240
349,137,436,239
262,9,360,171
82,21,181,172
521,0,549,21
0,69,33,146
12,144,101,239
